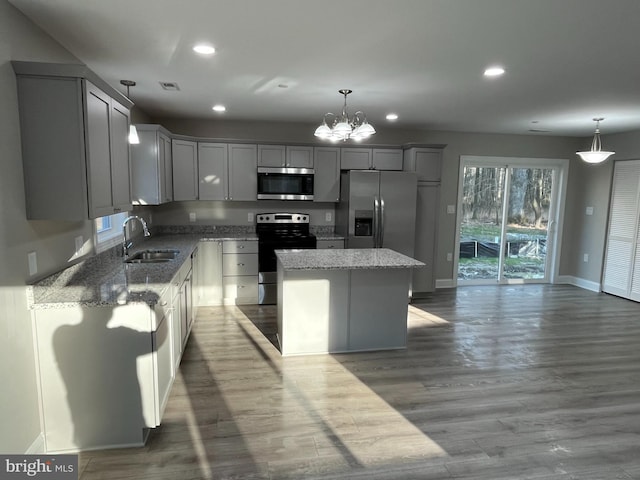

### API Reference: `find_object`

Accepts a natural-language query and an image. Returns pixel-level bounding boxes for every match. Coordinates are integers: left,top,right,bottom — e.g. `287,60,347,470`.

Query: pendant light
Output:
314,89,376,141
120,80,140,145
576,118,614,164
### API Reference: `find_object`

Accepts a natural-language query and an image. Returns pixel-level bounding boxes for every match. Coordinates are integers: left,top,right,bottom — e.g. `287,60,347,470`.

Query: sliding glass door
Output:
456,157,567,285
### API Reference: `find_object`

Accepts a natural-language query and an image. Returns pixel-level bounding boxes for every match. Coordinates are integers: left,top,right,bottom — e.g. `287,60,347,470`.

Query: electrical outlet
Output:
75,235,84,256
325,212,332,222
583,253,589,262
28,252,37,276
248,212,254,222
189,212,196,222
446,252,453,261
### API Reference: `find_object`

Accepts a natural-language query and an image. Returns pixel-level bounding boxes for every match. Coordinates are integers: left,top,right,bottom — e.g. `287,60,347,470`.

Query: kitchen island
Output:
276,248,424,356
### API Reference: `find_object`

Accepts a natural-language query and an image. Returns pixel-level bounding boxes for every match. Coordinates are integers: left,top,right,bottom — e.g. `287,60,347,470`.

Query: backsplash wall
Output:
138,200,336,228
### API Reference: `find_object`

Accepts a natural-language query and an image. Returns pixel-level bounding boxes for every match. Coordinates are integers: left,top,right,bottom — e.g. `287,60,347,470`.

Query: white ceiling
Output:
9,0,640,137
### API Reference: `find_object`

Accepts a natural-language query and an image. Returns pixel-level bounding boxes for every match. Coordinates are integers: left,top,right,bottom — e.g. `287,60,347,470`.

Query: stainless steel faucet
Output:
122,215,151,258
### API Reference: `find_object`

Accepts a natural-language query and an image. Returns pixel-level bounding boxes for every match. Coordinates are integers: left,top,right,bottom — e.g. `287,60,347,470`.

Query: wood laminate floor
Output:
78,285,640,479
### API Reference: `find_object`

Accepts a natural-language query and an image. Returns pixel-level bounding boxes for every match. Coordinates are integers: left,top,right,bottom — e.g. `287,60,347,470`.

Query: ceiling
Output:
9,0,640,137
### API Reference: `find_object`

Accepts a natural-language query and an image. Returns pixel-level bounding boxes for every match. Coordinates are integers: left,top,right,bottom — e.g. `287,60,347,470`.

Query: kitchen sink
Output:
125,249,179,263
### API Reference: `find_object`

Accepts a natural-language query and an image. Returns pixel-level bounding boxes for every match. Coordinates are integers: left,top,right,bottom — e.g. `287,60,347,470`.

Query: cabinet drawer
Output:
223,276,258,303
223,253,258,276
222,240,259,254
317,239,344,249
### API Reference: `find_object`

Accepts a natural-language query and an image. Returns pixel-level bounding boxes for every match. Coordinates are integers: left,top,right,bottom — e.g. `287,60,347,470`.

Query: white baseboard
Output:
435,278,456,289
25,433,45,454
557,275,601,292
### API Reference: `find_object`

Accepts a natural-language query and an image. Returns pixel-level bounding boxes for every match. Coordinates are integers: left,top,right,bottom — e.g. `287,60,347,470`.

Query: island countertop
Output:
275,248,425,271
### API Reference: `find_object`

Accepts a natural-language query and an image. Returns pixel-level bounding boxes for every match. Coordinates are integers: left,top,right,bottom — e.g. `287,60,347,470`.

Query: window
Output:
94,211,129,253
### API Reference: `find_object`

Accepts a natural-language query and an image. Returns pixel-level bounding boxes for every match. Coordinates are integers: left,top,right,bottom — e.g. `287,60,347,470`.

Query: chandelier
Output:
314,89,376,141
576,118,615,164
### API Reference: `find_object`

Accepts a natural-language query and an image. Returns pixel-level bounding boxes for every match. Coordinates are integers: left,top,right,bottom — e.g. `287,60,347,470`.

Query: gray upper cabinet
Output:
198,143,228,200
198,143,257,201
172,139,198,201
372,148,402,170
258,145,314,168
13,62,133,220
313,147,340,202
228,144,257,201
257,144,285,167
286,146,314,168
340,148,372,170
130,126,173,205
340,148,402,170
403,147,443,182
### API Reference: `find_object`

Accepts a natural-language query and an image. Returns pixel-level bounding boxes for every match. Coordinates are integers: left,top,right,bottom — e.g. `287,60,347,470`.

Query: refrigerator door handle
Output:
373,196,380,247
379,196,386,247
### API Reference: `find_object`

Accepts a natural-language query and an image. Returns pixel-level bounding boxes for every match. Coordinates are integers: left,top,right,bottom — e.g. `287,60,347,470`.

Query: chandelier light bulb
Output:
314,89,376,141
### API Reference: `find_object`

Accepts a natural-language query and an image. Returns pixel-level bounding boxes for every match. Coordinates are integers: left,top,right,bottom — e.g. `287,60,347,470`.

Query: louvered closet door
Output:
602,160,640,298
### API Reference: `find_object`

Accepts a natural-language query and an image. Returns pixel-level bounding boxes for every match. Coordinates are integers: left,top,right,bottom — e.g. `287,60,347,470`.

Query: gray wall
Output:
0,0,87,453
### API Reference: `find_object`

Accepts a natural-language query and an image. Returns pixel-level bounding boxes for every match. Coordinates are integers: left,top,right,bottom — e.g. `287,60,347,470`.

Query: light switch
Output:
189,212,196,222
585,206,594,216
248,212,254,222
447,205,456,214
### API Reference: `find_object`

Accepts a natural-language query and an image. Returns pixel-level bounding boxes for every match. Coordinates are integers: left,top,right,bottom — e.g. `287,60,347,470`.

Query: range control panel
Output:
256,213,309,224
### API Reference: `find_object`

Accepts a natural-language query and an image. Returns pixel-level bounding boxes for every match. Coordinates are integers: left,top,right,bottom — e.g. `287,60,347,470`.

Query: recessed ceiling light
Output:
193,44,216,55
386,113,399,121
212,105,226,112
484,66,505,77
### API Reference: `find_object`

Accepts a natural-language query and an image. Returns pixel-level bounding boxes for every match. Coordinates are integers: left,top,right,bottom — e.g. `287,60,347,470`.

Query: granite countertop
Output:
276,248,425,271
29,230,258,309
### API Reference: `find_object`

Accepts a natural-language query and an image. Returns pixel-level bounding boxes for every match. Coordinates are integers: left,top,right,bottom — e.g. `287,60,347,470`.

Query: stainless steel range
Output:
257,212,317,304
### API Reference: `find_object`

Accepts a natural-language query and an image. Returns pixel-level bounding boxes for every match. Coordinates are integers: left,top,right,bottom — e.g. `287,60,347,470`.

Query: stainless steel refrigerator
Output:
335,170,418,257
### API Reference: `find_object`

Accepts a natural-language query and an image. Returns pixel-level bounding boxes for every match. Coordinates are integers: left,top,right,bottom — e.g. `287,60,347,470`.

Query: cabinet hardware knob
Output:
160,301,168,306
239,245,244,249
238,263,245,266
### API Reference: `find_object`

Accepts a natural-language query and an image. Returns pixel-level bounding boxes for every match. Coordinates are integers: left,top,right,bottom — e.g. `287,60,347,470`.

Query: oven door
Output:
257,168,314,201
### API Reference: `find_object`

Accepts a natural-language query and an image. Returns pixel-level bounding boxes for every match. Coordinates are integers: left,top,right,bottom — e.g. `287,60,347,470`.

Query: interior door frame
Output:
454,156,569,287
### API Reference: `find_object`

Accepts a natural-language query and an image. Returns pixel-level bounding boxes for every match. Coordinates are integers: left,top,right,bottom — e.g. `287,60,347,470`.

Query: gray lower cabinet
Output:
402,145,444,294
31,255,196,452
172,139,198,201
413,183,440,293
130,125,173,205
196,241,224,306
313,147,341,202
317,239,344,249
13,62,133,220
222,240,259,304
199,143,257,201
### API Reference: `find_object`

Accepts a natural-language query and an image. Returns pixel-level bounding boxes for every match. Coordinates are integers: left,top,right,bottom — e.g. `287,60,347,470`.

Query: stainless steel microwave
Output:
257,167,314,201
